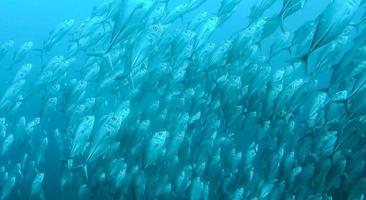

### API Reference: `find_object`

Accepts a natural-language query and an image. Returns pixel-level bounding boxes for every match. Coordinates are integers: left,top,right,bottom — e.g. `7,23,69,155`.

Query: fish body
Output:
70,116,95,157
85,114,123,163
144,131,168,167
310,0,361,52
12,41,33,65
0,176,15,200
31,173,45,199
44,19,75,51
1,134,14,156
0,40,15,60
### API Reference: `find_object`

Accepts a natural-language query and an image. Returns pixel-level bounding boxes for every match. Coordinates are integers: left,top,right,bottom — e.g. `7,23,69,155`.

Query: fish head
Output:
49,56,65,66
33,118,41,125
50,84,61,93
64,19,75,28
75,80,88,90
22,41,33,50
35,173,45,183
23,63,33,71
2,40,15,49
48,97,58,104
104,114,123,131
84,115,96,126
203,17,219,32
15,95,24,102
197,11,208,21
62,58,76,68
152,131,169,143
85,98,96,107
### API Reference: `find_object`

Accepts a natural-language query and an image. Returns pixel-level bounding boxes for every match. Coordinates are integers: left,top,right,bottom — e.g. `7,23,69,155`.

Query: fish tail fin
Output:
254,42,263,52
70,163,89,181
276,13,286,33
333,99,350,118
103,53,114,71
286,55,308,75
310,60,325,78
282,47,292,55
317,87,331,97
128,74,135,89
286,55,305,64
280,19,286,33
67,38,82,54
85,51,113,72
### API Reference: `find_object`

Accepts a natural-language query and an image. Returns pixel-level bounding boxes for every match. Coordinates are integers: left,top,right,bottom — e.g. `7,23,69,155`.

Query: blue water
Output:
0,0,329,42
0,0,101,42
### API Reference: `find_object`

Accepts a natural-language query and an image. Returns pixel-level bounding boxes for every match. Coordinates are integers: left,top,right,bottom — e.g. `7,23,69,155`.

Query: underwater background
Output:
1,0,366,199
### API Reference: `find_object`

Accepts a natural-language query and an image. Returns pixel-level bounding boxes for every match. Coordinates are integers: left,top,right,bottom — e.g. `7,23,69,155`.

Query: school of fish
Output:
0,0,366,199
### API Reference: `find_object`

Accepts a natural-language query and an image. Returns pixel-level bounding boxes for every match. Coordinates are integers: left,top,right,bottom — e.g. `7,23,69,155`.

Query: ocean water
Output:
0,0,365,199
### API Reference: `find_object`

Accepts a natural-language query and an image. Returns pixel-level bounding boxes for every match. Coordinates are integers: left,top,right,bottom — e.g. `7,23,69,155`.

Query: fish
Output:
1,134,14,156
0,118,6,140
307,92,328,127
14,117,26,144
310,34,349,77
36,136,49,165
43,19,75,51
84,114,123,164
288,0,362,74
289,21,316,56
0,176,15,200
280,0,308,24
70,115,95,158
0,0,365,199
40,97,58,120
0,79,26,113
328,28,366,87
189,177,204,200
217,0,243,25
310,0,361,52
30,173,45,199
11,41,33,67
77,184,88,200
269,31,290,58
144,131,169,167
25,117,41,136
248,0,277,25
0,40,15,60
13,63,32,83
